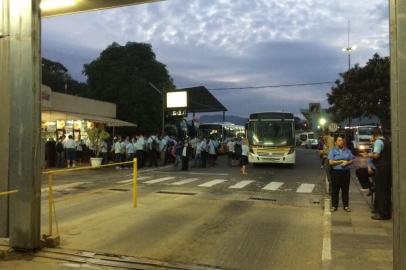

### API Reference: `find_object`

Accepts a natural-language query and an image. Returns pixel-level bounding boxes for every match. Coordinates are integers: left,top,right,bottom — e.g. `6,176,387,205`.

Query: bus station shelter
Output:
178,86,228,120
0,1,405,268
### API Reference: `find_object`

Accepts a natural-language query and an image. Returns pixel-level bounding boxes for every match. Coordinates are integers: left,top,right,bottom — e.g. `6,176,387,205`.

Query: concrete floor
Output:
36,148,325,269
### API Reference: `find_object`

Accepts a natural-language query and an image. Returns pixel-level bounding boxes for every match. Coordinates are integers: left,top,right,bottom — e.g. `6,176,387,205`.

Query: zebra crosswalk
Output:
130,175,318,194
198,179,227,187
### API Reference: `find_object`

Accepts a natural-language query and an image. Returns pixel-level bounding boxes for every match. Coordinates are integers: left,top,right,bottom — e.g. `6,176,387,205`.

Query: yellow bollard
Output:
133,158,137,208
48,174,54,236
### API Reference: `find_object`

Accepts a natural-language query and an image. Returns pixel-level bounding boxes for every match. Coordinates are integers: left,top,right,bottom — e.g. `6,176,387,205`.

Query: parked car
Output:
305,138,319,149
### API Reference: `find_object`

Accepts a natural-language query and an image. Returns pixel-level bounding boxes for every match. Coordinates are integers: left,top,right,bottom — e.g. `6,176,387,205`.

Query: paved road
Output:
40,148,325,270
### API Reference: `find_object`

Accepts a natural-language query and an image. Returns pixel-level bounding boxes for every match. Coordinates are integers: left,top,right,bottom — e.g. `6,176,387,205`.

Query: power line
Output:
207,81,335,91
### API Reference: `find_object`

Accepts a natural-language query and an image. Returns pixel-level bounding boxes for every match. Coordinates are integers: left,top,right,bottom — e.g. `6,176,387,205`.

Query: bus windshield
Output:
248,121,294,147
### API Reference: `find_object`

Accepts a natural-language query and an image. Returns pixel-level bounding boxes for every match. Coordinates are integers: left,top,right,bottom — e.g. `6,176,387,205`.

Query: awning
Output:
41,110,137,127
41,0,162,17
176,86,227,113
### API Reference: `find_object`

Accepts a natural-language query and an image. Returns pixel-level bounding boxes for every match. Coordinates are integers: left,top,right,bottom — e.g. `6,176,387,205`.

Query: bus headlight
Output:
288,147,295,154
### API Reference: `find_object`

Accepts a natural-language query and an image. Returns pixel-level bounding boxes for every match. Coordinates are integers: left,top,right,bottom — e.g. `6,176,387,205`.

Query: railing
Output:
0,189,18,196
42,158,138,241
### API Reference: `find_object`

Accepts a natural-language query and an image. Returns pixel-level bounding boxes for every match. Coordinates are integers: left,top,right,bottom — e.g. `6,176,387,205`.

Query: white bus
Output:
247,112,296,165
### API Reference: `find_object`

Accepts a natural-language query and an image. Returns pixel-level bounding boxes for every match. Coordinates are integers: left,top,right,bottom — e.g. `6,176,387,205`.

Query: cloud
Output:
41,0,389,116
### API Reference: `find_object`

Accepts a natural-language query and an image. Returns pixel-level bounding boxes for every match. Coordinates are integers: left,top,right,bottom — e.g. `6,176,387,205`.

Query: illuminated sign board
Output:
166,91,188,109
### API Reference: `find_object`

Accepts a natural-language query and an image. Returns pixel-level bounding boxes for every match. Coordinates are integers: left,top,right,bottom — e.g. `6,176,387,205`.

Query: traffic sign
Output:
329,123,339,132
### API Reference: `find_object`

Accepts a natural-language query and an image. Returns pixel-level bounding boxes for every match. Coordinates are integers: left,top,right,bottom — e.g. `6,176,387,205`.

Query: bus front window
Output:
248,121,294,147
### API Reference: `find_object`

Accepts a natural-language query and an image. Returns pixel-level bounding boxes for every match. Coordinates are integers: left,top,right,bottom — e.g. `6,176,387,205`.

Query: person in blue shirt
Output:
328,135,355,212
361,127,391,220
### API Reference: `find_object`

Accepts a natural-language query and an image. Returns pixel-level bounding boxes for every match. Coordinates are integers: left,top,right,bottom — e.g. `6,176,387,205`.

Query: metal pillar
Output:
390,1,406,269
0,0,10,237
0,0,42,250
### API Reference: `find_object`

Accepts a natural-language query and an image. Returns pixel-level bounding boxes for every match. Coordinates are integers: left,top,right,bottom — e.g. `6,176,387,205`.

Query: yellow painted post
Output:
48,174,54,236
133,158,137,208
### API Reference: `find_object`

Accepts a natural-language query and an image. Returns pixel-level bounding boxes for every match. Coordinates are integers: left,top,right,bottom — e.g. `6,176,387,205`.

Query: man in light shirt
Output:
147,134,160,167
227,139,235,166
135,134,146,168
64,135,76,168
113,136,122,169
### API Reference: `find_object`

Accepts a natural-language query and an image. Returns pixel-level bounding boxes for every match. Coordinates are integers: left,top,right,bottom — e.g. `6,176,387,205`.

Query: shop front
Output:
41,84,136,140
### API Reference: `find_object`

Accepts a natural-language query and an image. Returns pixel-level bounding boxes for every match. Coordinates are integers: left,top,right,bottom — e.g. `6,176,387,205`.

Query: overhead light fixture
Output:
40,0,76,11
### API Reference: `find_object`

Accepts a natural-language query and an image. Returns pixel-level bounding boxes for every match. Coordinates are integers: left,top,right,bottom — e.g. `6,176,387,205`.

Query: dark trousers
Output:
149,150,158,167
102,152,108,165
115,153,121,163
331,170,351,208
56,152,64,168
356,167,372,189
136,151,144,168
66,148,75,166
181,156,189,171
373,167,391,218
201,151,207,168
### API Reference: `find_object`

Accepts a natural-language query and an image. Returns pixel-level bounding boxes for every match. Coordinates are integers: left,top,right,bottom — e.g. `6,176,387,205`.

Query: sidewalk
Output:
328,176,393,270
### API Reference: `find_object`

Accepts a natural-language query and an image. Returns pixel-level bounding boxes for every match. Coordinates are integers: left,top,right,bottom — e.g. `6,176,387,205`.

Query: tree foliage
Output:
327,54,390,129
42,58,88,95
83,42,175,134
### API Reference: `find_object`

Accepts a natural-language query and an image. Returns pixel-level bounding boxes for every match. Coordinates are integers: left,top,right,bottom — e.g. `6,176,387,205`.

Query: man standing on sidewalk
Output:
363,128,392,220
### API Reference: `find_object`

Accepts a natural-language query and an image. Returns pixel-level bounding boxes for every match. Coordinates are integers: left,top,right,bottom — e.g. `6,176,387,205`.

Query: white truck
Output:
352,125,376,152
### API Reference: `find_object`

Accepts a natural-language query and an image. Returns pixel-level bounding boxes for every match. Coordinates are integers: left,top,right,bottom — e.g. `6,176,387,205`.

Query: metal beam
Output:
41,0,162,17
0,0,10,238
6,0,42,250
390,0,406,269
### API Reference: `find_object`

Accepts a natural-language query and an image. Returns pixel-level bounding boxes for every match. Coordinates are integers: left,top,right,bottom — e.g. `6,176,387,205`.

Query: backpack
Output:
151,138,159,151
234,143,242,156
120,144,126,154
56,141,64,153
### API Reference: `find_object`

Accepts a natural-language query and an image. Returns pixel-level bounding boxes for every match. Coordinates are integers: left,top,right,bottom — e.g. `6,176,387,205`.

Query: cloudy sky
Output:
42,0,389,117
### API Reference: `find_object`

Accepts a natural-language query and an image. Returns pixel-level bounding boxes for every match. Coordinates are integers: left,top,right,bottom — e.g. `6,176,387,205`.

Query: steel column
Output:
0,0,10,238
390,0,406,269
6,0,42,250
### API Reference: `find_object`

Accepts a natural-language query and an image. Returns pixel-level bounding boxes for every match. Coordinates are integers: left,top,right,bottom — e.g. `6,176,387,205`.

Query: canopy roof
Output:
177,86,227,113
42,110,137,127
41,0,161,17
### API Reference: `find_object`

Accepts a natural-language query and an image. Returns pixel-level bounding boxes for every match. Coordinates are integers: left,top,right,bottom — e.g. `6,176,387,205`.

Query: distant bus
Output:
198,122,245,142
247,112,296,165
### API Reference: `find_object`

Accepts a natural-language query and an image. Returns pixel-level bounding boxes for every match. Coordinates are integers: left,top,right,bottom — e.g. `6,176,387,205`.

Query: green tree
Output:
83,42,175,134
42,57,88,95
327,54,390,129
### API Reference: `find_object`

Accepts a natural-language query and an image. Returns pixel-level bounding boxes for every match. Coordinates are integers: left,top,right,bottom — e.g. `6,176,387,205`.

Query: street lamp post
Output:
148,82,165,135
342,20,356,73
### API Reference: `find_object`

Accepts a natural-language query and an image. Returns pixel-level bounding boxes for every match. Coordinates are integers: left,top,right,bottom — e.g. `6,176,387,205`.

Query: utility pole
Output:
148,82,165,135
342,20,356,75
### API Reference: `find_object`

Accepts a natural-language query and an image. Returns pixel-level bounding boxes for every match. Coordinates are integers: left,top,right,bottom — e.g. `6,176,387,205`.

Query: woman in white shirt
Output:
240,138,250,175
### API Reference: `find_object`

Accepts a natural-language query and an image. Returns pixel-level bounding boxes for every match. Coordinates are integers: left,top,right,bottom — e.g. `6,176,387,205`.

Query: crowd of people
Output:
44,131,250,174
318,127,392,220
